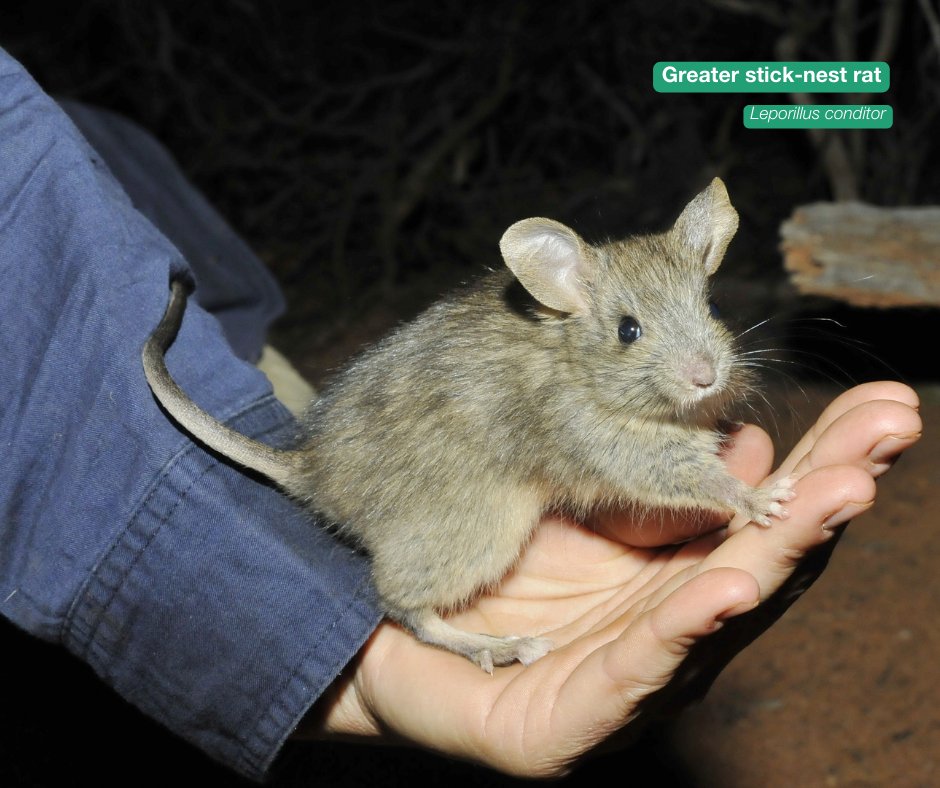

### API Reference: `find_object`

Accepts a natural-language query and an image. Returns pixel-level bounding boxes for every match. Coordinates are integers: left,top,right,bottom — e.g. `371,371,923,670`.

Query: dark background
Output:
5,0,938,383
1,1,937,785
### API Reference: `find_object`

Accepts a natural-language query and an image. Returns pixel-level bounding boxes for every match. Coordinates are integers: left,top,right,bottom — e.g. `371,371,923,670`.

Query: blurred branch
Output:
777,30,860,202
376,46,514,291
704,0,788,26
833,0,858,61
873,0,904,61
917,0,940,57
574,61,647,165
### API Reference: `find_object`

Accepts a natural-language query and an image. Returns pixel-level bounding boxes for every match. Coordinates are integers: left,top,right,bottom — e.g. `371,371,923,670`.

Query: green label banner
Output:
743,104,893,129
653,62,889,93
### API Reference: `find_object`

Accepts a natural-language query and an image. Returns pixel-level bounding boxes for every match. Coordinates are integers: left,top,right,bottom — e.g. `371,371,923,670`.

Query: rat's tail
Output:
142,278,304,490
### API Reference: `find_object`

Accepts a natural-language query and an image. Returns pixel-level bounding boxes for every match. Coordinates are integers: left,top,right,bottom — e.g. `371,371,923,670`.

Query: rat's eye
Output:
618,316,642,345
709,300,720,319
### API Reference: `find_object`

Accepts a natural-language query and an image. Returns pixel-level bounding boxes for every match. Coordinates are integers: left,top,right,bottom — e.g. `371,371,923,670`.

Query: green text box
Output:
653,62,889,93
743,104,893,129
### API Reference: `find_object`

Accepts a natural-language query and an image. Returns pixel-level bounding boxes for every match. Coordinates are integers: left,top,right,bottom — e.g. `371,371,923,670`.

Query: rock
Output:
780,202,940,308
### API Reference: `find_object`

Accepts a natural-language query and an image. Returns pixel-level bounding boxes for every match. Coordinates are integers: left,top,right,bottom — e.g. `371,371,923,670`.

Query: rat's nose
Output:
685,358,717,388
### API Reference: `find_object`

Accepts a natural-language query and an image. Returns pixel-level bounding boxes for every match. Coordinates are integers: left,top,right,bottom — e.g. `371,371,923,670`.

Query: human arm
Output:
0,50,382,780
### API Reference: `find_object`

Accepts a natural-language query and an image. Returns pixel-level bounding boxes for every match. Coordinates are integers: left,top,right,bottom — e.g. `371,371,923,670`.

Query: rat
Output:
142,177,795,673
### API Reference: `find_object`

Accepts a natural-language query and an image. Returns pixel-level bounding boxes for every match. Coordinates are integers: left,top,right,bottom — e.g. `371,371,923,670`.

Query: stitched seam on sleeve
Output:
236,572,381,776
62,394,289,653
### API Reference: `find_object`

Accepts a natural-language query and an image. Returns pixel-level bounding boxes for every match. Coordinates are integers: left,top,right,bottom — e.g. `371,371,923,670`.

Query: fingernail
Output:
706,620,724,633
718,419,745,434
870,433,920,468
716,598,760,621
822,500,875,531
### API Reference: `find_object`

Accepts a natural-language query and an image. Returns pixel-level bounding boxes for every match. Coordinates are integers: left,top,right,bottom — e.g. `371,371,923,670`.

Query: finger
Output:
787,398,922,479
701,465,875,598
727,395,920,537
776,382,919,478
720,423,775,486
549,568,759,749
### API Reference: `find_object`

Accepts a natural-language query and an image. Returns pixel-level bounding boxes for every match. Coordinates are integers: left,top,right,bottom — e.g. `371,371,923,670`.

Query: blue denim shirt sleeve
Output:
0,50,382,780
56,98,286,363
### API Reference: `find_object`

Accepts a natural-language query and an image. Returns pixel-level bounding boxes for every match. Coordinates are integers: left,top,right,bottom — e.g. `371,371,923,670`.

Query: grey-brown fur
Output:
143,178,794,672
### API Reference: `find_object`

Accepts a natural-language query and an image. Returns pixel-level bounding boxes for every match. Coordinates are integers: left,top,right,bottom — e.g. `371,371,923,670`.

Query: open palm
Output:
310,382,921,778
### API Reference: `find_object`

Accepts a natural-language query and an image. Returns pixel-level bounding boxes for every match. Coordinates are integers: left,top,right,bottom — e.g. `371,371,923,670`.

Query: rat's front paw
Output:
738,475,797,527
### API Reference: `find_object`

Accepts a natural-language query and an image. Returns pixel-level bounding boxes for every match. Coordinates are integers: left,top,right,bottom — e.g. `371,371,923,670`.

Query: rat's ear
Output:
499,218,593,313
671,177,739,275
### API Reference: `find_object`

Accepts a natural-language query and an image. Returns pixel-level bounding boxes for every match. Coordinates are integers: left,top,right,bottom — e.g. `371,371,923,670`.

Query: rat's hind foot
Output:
471,635,554,674
739,475,797,527
399,609,552,673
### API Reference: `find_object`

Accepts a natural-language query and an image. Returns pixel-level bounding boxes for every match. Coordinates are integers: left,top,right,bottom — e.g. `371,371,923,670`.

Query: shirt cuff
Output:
62,395,382,780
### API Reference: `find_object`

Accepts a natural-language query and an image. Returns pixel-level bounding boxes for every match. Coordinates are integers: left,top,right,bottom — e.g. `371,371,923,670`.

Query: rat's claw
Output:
772,475,798,502
475,649,495,674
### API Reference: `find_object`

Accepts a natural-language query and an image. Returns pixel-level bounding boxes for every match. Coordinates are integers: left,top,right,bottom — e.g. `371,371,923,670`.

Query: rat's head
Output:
499,178,753,420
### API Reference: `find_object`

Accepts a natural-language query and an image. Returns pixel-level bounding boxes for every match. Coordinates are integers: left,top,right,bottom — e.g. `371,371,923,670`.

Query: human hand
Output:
304,382,921,778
